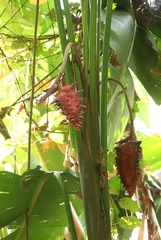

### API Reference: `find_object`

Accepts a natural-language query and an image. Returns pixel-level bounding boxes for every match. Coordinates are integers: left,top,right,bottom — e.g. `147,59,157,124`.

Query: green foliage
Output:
130,28,161,104
0,168,81,239
119,216,141,229
1,0,161,239
119,197,139,213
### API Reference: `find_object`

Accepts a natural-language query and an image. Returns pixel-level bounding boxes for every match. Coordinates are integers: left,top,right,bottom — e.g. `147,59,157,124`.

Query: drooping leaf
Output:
130,27,161,105
110,10,135,70
101,10,135,78
0,168,81,239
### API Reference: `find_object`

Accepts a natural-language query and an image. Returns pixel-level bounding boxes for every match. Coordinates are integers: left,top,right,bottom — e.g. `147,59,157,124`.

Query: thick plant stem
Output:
55,0,111,238
76,132,105,240
77,1,108,239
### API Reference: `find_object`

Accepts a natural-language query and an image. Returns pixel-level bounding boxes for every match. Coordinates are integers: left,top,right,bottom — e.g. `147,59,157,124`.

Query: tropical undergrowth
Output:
1,0,161,239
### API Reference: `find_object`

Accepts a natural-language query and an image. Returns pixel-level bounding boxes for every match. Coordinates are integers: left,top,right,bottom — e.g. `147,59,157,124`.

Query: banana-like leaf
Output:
103,9,161,150
150,20,161,39
0,168,81,239
130,27,161,105
110,10,135,70
102,10,135,149
101,10,135,75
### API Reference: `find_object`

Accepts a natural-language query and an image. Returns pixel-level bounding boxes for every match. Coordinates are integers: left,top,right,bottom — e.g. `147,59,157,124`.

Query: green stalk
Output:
96,0,101,75
63,0,84,91
81,0,89,80
53,0,73,84
89,0,98,124
101,1,113,157
101,1,113,239
59,0,85,152
63,0,75,43
54,0,76,148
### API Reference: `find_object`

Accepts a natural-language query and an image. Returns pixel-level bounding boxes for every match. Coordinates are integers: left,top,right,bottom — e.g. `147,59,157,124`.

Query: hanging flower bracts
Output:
109,78,143,196
37,43,85,130
53,84,84,130
115,137,142,195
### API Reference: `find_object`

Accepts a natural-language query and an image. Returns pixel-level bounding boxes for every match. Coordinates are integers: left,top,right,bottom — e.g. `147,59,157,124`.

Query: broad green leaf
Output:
32,133,65,171
109,176,122,195
150,18,161,38
130,27,161,105
110,10,135,70
0,168,81,239
119,216,141,229
138,134,161,173
101,10,135,78
3,227,64,240
0,171,35,228
119,197,139,213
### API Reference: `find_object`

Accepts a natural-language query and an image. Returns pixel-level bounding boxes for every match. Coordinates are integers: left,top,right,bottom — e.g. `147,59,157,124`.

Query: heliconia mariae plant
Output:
0,0,161,239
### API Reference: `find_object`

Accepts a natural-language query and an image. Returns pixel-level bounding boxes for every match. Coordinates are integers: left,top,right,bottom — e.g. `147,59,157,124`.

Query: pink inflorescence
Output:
53,84,84,130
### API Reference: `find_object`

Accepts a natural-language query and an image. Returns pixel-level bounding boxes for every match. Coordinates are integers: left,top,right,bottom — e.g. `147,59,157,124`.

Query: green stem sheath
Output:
101,1,113,239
